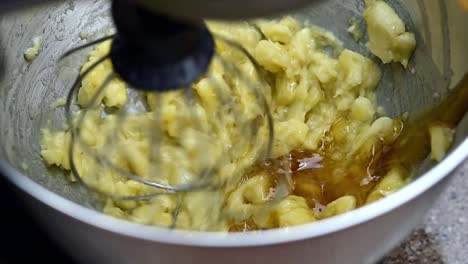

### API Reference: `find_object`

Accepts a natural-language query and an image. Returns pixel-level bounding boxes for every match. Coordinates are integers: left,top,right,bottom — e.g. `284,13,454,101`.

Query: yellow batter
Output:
364,0,416,67
40,12,425,231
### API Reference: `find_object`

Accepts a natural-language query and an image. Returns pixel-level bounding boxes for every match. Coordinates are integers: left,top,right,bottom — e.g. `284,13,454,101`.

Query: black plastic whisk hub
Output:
110,0,215,91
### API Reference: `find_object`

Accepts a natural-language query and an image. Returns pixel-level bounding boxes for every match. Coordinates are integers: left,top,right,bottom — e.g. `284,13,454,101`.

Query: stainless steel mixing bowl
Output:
0,1,467,263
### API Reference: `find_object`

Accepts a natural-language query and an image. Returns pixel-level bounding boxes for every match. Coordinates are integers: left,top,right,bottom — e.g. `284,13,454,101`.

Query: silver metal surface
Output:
0,0,59,15
0,0,467,263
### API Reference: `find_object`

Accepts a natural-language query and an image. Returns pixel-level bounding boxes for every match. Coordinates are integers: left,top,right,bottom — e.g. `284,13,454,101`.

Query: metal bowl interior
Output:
0,0,467,246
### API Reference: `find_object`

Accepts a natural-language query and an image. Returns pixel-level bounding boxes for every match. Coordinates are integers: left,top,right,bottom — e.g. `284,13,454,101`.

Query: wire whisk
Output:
60,31,274,205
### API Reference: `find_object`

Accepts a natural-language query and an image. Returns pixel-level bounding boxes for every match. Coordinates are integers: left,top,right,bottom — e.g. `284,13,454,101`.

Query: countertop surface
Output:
382,161,468,264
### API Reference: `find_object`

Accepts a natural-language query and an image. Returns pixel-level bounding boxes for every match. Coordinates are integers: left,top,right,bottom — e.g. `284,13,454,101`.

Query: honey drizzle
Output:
229,74,468,232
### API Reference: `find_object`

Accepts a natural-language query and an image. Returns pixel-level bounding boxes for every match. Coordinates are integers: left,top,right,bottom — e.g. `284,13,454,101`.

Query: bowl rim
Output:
1,136,467,247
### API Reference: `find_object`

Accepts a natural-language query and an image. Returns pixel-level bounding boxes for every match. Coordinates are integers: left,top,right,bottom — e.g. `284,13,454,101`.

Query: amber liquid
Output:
230,74,468,232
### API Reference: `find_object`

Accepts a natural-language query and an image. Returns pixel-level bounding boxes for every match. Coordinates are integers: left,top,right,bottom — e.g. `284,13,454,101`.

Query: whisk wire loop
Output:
61,32,274,203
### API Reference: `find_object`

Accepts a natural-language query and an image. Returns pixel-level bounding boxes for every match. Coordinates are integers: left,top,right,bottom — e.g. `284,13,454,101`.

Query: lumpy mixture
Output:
40,2,427,231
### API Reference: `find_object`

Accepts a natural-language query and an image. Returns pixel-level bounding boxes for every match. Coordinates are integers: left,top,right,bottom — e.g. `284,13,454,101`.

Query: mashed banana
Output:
429,124,455,162
41,17,411,231
364,0,416,67
24,37,43,62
